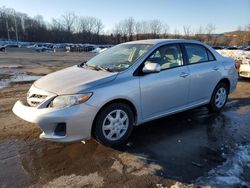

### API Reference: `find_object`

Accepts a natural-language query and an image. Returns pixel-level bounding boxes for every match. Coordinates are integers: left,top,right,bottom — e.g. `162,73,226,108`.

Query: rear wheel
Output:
208,82,229,113
94,103,134,147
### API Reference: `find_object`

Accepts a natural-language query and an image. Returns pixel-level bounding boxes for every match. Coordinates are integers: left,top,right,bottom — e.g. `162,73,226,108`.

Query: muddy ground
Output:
0,52,250,188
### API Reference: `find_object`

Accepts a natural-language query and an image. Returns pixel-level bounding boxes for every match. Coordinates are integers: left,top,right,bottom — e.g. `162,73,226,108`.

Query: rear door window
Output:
184,44,209,64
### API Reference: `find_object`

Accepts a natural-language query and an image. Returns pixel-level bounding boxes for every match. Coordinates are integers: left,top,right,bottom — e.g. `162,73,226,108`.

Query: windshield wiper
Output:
78,61,87,67
92,65,109,71
84,64,113,72
78,62,113,72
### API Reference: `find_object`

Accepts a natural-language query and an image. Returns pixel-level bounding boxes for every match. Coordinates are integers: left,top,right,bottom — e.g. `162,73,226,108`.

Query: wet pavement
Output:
124,99,250,182
0,53,250,187
1,79,249,187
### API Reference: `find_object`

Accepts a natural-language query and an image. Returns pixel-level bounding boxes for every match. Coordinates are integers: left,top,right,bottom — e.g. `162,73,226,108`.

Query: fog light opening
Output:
54,123,66,136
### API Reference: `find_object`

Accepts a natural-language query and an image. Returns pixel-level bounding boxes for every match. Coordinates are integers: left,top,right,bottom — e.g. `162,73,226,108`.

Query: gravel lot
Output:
0,52,249,187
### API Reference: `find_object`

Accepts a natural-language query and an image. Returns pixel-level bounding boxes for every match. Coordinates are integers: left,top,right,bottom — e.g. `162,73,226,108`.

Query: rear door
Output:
183,43,222,104
139,44,190,119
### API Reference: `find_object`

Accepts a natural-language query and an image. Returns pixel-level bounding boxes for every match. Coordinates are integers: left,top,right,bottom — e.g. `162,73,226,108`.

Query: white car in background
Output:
239,56,250,78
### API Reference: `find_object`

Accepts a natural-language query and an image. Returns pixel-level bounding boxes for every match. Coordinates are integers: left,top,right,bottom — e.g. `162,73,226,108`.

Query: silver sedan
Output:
13,39,238,146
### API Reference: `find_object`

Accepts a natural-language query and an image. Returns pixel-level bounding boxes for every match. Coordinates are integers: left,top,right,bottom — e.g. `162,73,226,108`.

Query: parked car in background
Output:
243,46,250,51
212,46,224,50
4,44,20,48
35,44,53,52
226,46,239,50
0,45,5,52
13,39,238,146
90,47,107,53
83,45,96,52
239,56,250,78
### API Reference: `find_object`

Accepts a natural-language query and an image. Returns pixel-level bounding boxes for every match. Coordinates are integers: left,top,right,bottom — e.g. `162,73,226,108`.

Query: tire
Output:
94,103,134,147
208,82,229,113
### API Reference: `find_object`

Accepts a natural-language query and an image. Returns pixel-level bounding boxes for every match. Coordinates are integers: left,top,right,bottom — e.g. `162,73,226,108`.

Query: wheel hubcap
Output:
102,109,129,141
215,87,227,108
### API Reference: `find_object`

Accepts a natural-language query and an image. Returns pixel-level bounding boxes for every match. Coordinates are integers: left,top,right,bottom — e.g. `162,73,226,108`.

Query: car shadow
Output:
238,77,250,82
114,97,250,183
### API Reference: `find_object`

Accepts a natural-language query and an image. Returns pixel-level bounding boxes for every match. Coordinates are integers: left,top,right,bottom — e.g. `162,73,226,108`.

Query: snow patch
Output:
41,172,104,188
0,73,42,89
217,50,250,61
10,74,42,83
0,65,23,69
117,153,162,176
170,182,196,188
196,144,250,187
0,79,9,89
90,47,107,53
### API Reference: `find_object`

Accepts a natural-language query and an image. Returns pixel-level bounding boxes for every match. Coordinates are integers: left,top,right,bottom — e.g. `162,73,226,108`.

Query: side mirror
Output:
142,62,161,73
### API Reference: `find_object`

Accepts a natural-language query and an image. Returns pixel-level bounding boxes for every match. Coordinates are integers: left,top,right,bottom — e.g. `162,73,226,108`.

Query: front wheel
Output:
208,82,229,113
94,103,134,147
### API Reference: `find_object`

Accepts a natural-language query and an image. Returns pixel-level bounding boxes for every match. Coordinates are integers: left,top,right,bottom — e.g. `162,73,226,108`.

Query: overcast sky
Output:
1,0,250,33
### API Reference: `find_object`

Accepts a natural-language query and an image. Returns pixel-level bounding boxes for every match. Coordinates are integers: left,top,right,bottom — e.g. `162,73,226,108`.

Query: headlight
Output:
49,93,92,108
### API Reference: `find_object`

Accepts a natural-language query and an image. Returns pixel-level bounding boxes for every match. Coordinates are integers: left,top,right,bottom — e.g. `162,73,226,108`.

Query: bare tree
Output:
205,24,216,44
173,28,180,38
34,15,45,26
162,23,170,38
183,25,191,38
135,21,142,40
113,23,123,43
78,17,103,34
1,7,250,46
124,17,135,41
94,18,104,35
61,12,76,33
206,24,215,35
150,19,162,38
93,18,104,43
112,18,135,42
244,24,250,45
194,25,205,41
51,18,63,30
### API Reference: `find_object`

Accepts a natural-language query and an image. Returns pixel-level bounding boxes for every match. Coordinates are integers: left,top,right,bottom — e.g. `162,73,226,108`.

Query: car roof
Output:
125,39,204,45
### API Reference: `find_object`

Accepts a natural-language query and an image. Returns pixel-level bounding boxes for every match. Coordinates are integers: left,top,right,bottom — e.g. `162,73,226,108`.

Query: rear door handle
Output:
180,72,189,78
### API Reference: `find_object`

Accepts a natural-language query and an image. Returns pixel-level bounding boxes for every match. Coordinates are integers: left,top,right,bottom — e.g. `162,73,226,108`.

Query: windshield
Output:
86,43,152,72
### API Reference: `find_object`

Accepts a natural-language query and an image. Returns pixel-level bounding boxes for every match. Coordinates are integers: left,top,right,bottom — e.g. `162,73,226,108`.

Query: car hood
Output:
34,65,118,95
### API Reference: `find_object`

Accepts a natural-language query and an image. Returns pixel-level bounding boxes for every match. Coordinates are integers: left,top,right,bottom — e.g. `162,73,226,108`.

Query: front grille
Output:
240,71,250,76
27,93,48,107
30,94,47,99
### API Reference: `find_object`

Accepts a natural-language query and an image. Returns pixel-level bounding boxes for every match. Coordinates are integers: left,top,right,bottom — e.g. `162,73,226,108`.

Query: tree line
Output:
0,7,249,46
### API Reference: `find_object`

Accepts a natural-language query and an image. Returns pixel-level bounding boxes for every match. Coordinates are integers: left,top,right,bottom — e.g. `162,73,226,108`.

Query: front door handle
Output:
213,66,219,71
180,72,189,78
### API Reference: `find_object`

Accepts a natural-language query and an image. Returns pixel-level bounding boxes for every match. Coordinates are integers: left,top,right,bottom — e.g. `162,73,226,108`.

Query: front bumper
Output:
12,100,98,142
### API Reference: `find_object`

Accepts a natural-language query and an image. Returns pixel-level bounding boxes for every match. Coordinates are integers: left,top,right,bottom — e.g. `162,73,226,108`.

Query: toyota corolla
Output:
13,39,238,146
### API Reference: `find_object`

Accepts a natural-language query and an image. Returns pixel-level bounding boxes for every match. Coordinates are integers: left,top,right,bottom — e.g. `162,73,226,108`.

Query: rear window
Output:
207,49,216,61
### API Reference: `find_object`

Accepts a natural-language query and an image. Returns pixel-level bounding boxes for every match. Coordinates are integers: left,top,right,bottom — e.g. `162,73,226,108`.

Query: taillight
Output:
235,62,240,69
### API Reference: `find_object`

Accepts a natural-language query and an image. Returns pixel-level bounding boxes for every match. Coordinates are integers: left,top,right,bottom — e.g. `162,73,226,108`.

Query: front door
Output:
139,44,190,120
